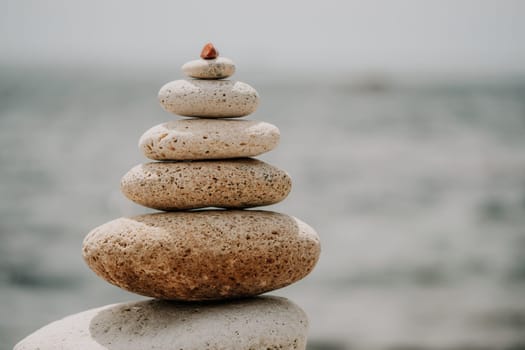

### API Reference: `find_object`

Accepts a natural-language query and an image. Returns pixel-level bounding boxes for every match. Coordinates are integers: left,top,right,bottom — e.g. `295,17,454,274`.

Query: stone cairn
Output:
15,43,321,350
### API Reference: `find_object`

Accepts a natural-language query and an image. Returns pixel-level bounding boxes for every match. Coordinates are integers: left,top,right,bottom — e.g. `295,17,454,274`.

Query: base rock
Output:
15,296,308,350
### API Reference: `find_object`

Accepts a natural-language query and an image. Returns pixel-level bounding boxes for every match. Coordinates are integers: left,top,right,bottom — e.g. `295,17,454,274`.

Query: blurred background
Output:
2,1,525,349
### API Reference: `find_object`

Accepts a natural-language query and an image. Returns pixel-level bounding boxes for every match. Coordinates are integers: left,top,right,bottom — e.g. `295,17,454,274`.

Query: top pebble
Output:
182,43,236,80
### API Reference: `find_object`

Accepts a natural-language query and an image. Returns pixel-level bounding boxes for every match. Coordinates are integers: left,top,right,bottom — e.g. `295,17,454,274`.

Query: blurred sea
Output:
1,65,525,350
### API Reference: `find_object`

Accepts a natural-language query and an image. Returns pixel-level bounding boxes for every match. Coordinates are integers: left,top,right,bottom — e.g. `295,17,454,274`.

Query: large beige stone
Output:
15,296,309,349
120,159,291,211
158,79,259,118
82,210,320,300
182,57,236,79
139,119,280,160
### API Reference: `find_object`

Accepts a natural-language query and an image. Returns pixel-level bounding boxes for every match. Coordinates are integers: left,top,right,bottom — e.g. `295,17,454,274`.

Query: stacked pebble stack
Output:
15,43,320,350
81,43,321,301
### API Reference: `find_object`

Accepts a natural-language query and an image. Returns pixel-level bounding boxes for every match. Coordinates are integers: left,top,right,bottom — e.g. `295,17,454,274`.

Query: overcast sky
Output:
2,0,525,74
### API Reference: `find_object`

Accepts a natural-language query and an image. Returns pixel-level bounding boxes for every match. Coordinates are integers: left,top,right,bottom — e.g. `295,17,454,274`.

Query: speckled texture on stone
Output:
14,296,309,349
82,210,320,300
139,119,280,160
120,159,291,210
158,79,259,118
182,57,236,79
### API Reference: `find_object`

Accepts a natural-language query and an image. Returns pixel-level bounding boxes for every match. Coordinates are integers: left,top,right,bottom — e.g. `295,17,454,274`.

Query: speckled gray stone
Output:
120,159,291,211
14,296,309,349
139,119,280,160
158,79,259,118
82,210,320,300
182,57,236,79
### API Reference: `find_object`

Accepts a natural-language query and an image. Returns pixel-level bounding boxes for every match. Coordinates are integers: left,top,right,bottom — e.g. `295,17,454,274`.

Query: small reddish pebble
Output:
200,42,219,59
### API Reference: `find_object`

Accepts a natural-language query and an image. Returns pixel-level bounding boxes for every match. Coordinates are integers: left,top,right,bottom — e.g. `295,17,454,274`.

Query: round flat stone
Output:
158,79,259,118
120,159,291,211
182,57,236,79
82,210,321,300
139,119,280,160
15,297,309,349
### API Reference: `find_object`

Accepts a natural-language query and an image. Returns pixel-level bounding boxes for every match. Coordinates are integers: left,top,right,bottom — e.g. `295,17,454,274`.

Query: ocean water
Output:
1,65,525,349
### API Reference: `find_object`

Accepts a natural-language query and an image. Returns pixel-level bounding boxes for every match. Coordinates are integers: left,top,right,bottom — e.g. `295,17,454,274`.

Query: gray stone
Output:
14,296,309,349
158,79,259,118
120,159,292,211
139,119,280,160
182,57,236,79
